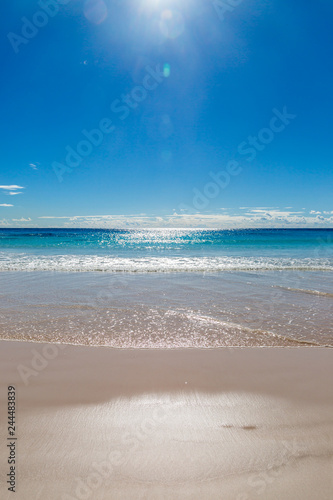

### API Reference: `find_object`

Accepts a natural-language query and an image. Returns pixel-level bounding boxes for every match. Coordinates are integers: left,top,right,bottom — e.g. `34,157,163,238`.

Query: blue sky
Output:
1,0,332,228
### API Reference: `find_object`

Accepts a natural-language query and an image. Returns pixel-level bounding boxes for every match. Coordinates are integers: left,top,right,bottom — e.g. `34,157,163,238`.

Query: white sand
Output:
0,341,332,499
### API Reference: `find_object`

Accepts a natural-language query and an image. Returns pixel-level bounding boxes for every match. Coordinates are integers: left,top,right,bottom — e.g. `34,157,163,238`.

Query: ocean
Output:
0,228,332,347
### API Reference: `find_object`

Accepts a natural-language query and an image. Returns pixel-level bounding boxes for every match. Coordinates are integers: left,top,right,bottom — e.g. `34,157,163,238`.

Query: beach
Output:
0,340,332,499
0,228,332,498
2,0,333,496
0,270,332,348
0,229,332,348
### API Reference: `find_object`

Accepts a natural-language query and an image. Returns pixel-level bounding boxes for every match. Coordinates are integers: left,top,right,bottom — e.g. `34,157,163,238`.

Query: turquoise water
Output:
0,228,332,271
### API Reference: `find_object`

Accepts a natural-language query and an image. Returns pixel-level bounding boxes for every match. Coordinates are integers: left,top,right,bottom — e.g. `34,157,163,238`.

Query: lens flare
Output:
84,0,108,25
159,9,184,39
163,63,171,77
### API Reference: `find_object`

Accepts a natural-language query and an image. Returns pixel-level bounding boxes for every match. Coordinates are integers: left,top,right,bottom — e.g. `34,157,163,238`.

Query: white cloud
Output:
8,191,22,195
39,216,71,219
244,209,303,218
36,209,333,229
0,185,25,190
29,163,38,170
240,207,278,210
12,217,31,222
0,204,13,207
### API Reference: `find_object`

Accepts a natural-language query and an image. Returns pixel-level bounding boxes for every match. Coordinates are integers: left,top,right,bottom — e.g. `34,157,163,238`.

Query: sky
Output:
1,0,333,228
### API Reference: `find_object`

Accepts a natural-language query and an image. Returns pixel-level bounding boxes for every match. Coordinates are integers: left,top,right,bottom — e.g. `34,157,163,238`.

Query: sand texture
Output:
0,342,332,499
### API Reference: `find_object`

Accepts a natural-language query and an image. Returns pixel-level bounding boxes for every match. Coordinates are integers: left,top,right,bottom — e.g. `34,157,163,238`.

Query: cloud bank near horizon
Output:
0,207,332,229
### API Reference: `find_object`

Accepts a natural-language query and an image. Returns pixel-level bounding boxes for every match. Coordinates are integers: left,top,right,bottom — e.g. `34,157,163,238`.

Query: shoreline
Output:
1,341,332,499
0,335,329,348
1,270,332,348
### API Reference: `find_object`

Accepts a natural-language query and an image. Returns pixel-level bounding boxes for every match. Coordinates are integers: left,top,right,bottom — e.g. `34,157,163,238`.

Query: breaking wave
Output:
0,254,332,272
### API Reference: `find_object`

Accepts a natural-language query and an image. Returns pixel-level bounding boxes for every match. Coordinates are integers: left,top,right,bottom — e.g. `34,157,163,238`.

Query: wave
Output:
275,286,333,298
0,308,327,347
185,312,324,346
0,254,332,272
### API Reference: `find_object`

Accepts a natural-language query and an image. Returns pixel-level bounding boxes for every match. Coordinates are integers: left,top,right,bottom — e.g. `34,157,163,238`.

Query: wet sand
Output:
1,271,332,347
0,341,332,499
